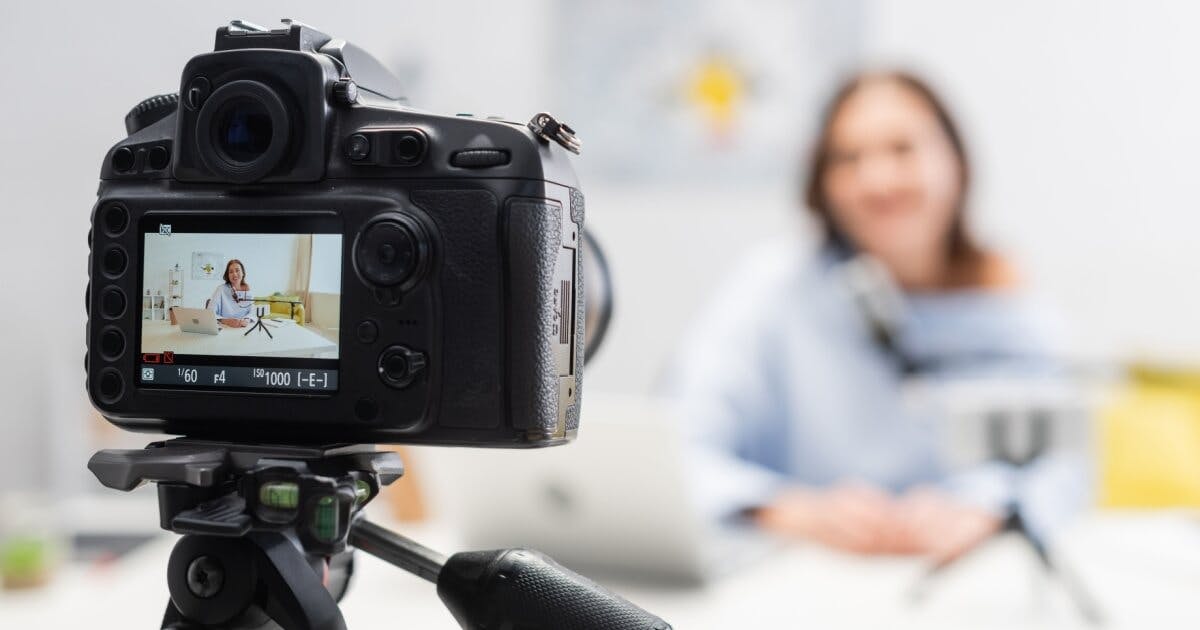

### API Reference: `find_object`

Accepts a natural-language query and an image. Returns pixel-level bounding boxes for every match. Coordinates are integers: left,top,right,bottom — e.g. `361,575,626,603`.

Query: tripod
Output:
242,306,277,339
909,410,1104,626
89,439,671,630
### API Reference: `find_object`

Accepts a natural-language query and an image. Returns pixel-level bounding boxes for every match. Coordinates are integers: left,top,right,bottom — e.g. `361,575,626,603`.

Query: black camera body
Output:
86,21,585,447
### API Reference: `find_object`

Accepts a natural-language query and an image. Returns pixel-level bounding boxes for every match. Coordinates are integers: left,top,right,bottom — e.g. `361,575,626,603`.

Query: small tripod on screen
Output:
243,306,278,339
88,440,671,630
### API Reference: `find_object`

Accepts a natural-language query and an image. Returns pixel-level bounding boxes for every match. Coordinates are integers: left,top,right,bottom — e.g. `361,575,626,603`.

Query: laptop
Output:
174,307,219,335
422,394,775,584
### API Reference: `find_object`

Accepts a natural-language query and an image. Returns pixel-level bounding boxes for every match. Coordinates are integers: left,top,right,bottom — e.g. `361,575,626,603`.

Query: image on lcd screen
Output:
137,219,341,392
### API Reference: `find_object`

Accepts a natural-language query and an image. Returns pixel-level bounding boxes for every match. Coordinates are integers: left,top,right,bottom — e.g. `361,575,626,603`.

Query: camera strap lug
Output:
528,112,581,154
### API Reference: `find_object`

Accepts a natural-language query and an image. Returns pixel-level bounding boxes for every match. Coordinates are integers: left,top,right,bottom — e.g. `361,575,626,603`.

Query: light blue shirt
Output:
664,240,1086,539
208,283,254,320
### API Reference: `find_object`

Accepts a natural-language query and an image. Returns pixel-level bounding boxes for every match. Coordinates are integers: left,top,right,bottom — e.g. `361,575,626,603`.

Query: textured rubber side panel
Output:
567,188,585,431
506,200,561,434
412,189,502,429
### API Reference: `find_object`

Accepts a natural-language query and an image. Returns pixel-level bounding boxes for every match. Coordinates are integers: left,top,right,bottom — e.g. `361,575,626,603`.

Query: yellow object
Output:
253,293,305,324
1098,365,1200,507
686,56,745,135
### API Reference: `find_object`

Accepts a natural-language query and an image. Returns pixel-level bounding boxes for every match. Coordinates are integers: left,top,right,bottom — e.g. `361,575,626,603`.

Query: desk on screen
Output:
140,319,336,359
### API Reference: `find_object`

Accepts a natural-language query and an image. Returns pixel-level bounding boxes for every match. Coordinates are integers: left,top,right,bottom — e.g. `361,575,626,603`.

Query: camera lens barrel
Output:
195,80,291,184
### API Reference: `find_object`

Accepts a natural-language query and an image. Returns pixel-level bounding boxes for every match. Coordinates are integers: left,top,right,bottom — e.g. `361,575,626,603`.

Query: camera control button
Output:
356,320,379,344
97,368,124,404
450,149,511,168
378,345,427,389
392,132,426,165
100,327,125,361
345,134,371,161
102,203,129,236
101,287,126,319
103,246,128,277
332,79,359,106
184,76,211,111
355,221,419,287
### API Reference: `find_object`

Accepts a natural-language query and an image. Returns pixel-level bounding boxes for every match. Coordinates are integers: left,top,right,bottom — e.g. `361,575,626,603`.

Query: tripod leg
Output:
248,532,347,630
166,533,346,630
326,549,355,603
1017,529,1106,626
161,600,190,629
1007,511,1105,626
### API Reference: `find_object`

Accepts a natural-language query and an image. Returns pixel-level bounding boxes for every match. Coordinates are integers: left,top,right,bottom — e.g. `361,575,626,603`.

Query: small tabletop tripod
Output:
243,306,277,339
89,439,671,630
909,411,1104,626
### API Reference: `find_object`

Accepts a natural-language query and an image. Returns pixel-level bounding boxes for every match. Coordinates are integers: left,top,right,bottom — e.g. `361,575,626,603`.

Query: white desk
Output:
2,508,1197,629
140,319,337,359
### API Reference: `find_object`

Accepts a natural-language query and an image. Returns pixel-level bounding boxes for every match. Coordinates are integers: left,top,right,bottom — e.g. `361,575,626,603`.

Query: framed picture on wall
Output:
191,251,224,280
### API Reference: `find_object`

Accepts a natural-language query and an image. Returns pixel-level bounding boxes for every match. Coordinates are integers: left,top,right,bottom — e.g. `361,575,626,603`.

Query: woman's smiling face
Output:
226,262,244,286
821,78,963,267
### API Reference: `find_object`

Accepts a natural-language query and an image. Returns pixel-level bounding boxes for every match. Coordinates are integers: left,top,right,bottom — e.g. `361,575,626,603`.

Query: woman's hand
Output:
753,483,1001,559
219,318,248,328
892,487,1002,562
753,482,902,554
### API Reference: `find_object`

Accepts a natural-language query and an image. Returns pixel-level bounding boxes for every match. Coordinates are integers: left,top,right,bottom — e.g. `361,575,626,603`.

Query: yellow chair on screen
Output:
253,292,306,325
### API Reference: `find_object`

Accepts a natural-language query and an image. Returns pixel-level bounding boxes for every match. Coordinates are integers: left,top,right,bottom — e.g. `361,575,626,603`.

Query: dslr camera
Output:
85,20,586,447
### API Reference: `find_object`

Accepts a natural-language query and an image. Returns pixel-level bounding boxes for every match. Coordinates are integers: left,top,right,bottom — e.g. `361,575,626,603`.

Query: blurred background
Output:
3,1,1200,628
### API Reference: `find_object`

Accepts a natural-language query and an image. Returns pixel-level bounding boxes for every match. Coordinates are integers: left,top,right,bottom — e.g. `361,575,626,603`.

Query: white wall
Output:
309,234,343,295
142,233,305,309
860,0,1200,363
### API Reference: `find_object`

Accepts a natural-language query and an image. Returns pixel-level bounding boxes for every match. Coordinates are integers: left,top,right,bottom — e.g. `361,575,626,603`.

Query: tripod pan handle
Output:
437,548,672,630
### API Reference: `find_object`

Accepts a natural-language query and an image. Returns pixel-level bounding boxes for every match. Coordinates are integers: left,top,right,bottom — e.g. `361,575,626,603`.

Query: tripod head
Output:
89,440,671,630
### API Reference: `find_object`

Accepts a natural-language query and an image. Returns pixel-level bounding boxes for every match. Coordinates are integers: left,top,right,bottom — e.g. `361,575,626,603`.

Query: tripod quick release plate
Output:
88,439,403,555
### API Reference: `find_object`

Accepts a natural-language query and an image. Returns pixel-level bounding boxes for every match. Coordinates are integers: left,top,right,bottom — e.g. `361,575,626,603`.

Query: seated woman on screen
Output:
208,259,254,328
667,71,1083,562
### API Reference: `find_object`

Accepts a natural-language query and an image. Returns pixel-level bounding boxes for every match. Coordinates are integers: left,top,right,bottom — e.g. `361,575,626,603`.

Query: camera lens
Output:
216,98,274,163
195,80,291,184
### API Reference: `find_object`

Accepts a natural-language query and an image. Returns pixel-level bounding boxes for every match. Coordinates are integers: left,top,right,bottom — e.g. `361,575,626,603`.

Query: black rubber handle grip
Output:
437,548,672,630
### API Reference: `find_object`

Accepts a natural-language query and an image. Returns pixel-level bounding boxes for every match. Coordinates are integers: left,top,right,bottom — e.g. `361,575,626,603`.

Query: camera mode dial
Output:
125,93,180,135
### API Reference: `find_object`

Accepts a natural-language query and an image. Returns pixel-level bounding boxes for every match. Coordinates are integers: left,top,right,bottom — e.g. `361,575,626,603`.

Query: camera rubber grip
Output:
437,548,672,630
505,200,566,435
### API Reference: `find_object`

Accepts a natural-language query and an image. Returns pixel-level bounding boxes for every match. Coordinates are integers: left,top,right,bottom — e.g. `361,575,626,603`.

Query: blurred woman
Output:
209,259,254,327
668,71,1077,561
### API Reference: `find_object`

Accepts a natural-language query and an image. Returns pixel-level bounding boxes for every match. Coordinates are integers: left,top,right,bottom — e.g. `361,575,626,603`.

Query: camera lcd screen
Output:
136,215,341,393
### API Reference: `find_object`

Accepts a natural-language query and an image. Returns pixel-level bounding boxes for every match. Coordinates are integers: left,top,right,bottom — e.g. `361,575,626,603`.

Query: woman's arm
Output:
209,284,249,326
207,285,224,315
664,256,793,522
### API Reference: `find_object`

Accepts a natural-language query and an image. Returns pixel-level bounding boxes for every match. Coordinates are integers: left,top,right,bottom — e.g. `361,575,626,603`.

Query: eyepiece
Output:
196,80,291,183
216,98,274,162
